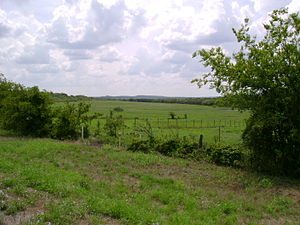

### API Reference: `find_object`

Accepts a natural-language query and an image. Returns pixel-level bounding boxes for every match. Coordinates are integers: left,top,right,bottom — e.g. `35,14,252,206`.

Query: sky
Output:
0,0,299,97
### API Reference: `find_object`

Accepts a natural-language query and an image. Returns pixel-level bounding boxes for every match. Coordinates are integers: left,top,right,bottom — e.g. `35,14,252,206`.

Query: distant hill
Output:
95,95,224,106
49,92,226,106
94,95,169,100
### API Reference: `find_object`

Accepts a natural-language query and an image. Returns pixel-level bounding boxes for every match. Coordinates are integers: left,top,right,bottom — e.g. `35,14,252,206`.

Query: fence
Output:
91,118,246,145
127,118,246,129
95,118,246,129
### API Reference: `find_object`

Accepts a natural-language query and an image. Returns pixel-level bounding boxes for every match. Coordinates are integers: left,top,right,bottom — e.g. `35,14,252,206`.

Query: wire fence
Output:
95,118,246,129
89,118,246,145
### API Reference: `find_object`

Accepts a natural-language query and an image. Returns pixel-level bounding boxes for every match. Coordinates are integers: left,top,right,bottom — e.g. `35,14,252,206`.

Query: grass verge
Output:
0,138,299,224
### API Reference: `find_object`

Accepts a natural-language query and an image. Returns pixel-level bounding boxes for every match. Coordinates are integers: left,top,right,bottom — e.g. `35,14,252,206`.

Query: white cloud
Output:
0,0,298,97
47,0,127,49
288,0,300,12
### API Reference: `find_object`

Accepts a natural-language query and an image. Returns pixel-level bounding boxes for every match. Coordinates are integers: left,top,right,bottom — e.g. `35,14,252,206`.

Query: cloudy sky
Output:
0,0,299,97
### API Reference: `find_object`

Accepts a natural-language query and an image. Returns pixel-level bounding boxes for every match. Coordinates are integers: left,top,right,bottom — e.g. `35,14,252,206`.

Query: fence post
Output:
134,118,137,127
218,126,221,142
81,125,84,140
199,134,203,149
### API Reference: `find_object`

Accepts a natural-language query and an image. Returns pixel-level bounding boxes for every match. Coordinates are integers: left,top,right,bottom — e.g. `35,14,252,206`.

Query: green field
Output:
85,100,249,144
0,138,299,224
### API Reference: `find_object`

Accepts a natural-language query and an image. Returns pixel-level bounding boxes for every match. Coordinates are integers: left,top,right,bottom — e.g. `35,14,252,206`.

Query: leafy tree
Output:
113,106,124,112
51,102,91,140
169,112,177,119
103,110,124,137
0,76,51,136
193,9,300,176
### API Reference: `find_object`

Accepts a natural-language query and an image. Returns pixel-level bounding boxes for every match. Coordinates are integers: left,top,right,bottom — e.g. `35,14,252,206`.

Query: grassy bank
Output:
0,138,299,224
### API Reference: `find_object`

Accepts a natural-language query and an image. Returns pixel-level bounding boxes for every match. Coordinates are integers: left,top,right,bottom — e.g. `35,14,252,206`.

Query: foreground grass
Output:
0,138,299,224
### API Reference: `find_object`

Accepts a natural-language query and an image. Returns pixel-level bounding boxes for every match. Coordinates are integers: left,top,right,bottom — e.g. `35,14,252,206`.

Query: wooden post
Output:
218,126,221,142
199,134,203,149
81,126,84,140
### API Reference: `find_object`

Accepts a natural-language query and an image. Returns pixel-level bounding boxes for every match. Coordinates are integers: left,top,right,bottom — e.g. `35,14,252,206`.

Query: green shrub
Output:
176,142,198,158
0,78,51,137
128,137,199,159
155,139,180,156
206,144,243,167
50,102,91,140
127,140,153,153
113,106,124,112
104,110,124,138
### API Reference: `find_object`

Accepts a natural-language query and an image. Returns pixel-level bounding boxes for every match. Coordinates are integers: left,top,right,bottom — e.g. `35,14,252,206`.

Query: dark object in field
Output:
199,134,203,149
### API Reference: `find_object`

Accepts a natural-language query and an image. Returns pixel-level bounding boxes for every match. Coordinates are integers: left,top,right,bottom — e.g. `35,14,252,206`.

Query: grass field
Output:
0,138,299,224
85,100,249,144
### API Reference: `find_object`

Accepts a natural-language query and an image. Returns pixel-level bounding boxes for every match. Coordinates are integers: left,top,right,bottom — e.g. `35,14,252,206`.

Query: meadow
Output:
85,100,249,145
0,138,299,225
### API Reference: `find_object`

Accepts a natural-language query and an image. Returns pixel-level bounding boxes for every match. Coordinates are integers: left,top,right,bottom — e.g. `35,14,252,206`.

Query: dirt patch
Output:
123,175,141,192
101,216,122,225
0,137,18,141
0,187,52,225
0,199,46,225
275,186,300,203
258,217,289,225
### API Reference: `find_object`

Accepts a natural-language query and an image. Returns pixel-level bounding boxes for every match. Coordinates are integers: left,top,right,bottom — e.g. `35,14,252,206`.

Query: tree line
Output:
0,74,92,139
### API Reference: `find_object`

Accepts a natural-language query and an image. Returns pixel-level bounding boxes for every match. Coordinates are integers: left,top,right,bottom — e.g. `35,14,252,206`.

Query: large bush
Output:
206,144,243,167
51,102,91,140
0,76,51,136
0,74,93,140
103,110,124,138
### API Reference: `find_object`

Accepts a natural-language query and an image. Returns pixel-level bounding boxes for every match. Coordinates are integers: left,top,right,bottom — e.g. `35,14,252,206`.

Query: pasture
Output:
86,100,249,144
